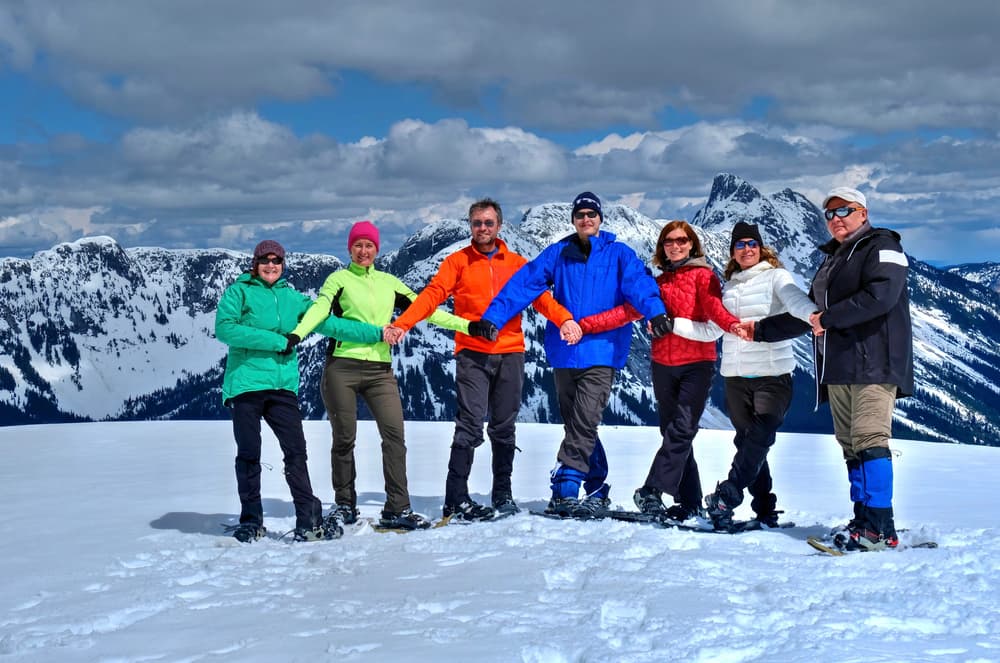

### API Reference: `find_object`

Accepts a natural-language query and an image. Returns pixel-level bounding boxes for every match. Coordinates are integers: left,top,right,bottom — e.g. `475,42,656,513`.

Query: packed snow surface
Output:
1,421,997,662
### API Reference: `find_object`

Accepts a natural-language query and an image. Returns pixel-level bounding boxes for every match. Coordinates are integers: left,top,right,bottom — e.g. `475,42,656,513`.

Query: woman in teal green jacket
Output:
215,240,382,543
292,221,482,531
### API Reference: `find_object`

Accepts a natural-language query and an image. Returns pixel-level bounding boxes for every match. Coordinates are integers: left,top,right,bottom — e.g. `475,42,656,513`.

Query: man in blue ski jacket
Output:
480,191,671,517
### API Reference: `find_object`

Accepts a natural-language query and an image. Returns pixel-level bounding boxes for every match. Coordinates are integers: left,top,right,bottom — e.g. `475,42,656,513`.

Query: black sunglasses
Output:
256,256,284,265
824,206,863,221
574,210,599,220
471,219,497,228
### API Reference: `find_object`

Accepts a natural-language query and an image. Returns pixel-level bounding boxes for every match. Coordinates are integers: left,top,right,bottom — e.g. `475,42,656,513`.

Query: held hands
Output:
467,320,499,341
560,319,582,345
649,314,673,338
383,326,406,345
731,321,754,341
279,333,300,355
808,311,825,337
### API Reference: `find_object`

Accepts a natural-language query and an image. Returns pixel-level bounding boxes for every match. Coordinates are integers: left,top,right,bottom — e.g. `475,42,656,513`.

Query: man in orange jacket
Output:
387,198,576,520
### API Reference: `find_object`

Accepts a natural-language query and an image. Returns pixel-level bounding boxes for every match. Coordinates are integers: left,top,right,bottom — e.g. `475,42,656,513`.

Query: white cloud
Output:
1,112,999,264
4,2,999,132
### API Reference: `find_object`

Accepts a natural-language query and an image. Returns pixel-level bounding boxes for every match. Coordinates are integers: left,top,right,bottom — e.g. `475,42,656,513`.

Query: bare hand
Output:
383,325,406,345
808,312,825,337
560,319,582,345
732,320,755,341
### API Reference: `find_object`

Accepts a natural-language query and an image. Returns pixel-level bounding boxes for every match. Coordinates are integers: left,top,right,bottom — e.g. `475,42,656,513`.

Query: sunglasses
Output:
574,210,600,220
662,236,691,247
256,256,284,265
734,239,759,250
471,219,497,228
824,206,863,221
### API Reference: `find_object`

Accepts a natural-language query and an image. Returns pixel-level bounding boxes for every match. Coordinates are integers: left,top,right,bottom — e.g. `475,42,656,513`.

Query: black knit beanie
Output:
730,222,763,253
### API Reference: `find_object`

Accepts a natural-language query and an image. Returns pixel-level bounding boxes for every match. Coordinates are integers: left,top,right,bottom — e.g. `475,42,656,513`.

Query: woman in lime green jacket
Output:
215,240,382,544
292,221,480,531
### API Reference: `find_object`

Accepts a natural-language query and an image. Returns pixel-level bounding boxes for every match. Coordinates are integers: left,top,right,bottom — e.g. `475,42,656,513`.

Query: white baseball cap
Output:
822,186,867,209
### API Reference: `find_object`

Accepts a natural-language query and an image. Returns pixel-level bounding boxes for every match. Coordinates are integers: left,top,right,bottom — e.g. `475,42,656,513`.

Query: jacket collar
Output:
348,262,375,275
729,260,773,283
466,237,510,259
240,272,287,288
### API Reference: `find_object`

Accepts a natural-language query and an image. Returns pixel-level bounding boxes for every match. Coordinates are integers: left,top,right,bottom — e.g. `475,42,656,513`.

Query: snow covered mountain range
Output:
2,174,997,445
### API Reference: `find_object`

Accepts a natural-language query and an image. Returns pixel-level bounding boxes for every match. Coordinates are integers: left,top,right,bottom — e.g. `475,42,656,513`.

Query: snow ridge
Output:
1,175,998,445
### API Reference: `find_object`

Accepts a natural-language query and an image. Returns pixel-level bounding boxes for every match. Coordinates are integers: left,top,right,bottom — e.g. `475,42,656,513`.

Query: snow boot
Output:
492,493,521,516
443,499,496,522
379,507,433,530
575,483,611,518
663,503,703,524
228,522,266,543
705,481,741,531
544,497,582,517
325,503,359,528
750,492,780,528
292,525,331,542
633,486,667,517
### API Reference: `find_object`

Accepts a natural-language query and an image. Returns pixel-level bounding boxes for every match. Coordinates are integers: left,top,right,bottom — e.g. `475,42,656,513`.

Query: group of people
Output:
215,186,913,553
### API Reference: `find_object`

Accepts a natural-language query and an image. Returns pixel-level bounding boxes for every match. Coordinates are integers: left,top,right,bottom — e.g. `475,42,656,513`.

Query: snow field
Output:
0,421,998,662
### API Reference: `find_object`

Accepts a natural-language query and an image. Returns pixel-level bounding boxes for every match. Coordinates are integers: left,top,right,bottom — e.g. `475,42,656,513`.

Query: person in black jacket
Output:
751,186,913,551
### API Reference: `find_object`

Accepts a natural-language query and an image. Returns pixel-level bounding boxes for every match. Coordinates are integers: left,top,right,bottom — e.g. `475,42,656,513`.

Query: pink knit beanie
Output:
348,220,380,252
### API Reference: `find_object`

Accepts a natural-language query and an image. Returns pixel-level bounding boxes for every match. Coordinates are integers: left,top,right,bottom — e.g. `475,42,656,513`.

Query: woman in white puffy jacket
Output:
673,222,815,530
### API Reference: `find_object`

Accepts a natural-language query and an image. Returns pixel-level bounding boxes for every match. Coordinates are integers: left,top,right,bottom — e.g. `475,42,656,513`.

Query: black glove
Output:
650,314,673,338
467,320,499,341
279,333,301,355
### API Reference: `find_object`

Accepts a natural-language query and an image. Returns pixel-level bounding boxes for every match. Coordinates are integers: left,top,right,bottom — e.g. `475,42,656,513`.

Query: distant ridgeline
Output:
1,174,998,445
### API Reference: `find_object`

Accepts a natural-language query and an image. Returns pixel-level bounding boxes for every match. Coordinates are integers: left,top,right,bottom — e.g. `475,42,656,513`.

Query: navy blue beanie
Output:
572,191,602,221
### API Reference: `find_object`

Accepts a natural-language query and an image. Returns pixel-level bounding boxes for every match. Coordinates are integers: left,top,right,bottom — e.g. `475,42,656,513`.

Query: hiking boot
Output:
663,503,702,524
574,494,611,519
754,510,784,529
705,491,735,531
835,526,899,552
327,504,359,526
228,523,266,543
379,507,433,530
443,500,496,522
492,494,521,516
633,486,666,517
544,497,580,517
293,525,329,542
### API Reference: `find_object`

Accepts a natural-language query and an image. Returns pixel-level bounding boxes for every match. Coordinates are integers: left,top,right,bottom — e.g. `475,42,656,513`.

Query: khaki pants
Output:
828,383,897,462
320,357,409,513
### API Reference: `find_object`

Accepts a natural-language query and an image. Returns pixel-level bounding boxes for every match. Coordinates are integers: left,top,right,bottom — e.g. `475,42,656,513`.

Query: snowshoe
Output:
443,499,496,522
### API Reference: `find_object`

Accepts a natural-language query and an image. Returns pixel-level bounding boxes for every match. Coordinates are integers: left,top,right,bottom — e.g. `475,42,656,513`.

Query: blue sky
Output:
1,1,998,266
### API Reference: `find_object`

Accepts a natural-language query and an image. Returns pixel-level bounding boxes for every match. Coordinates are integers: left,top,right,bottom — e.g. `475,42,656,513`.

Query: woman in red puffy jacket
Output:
580,221,740,523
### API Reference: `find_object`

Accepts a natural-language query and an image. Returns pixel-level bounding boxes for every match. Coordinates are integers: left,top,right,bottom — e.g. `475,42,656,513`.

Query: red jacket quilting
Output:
580,257,738,366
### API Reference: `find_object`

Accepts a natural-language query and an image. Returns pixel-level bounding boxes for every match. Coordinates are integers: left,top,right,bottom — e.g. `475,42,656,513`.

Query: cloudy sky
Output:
1,1,998,265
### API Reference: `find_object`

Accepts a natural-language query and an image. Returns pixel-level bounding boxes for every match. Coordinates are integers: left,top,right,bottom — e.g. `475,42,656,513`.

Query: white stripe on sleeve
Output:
879,249,908,267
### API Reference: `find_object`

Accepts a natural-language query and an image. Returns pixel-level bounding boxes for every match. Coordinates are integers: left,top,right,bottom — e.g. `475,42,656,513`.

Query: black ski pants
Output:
644,361,714,508
722,374,792,509
230,389,323,530
446,350,524,505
